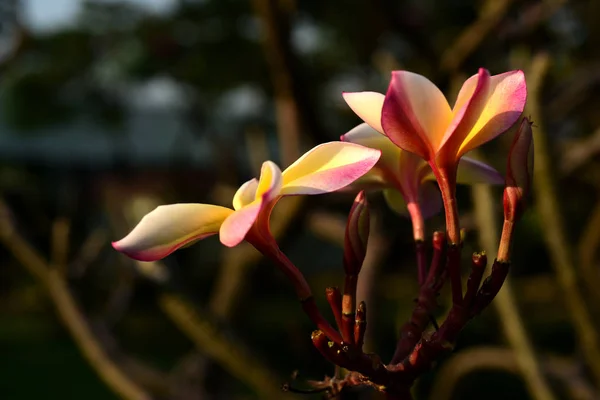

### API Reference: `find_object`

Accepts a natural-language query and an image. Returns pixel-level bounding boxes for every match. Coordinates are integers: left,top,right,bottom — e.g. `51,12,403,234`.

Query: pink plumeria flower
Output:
112,142,381,261
342,123,503,240
343,68,526,242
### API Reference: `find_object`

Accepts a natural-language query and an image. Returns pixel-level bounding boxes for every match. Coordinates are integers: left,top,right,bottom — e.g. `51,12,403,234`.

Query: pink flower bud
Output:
343,191,370,275
503,117,534,222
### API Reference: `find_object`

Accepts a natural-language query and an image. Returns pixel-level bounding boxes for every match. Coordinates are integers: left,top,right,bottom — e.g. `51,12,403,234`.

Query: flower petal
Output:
280,142,380,195
233,178,258,210
343,92,385,133
439,69,526,162
341,123,401,170
456,157,504,185
381,71,453,159
255,161,283,202
219,200,262,247
112,204,233,261
221,161,283,248
437,68,491,163
458,70,526,157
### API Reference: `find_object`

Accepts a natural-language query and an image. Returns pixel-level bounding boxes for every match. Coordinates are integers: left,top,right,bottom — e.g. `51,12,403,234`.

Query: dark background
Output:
0,0,598,399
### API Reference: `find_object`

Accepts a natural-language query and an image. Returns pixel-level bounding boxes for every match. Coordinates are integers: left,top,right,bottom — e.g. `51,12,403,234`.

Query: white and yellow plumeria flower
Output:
343,68,526,242
341,123,503,238
113,142,381,261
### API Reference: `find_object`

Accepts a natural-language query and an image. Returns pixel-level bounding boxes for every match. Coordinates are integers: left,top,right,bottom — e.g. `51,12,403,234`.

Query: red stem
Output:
325,287,343,332
342,274,357,344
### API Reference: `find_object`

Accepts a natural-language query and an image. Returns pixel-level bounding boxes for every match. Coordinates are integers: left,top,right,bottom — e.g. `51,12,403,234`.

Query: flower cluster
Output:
113,69,532,399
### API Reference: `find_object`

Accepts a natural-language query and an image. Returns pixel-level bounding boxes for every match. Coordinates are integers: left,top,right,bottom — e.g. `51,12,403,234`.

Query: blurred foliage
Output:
1,0,600,399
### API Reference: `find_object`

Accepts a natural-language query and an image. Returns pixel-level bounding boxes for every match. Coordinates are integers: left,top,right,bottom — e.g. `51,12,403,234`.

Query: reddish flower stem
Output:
463,252,487,308
435,168,461,245
354,301,367,350
342,274,358,344
497,219,515,262
325,286,343,331
391,233,445,364
248,226,342,343
406,202,425,242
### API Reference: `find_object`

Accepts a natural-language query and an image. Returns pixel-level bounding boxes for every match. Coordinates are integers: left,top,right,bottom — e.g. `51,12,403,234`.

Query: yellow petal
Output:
382,71,453,156
341,123,401,171
280,142,380,195
255,161,283,202
232,178,258,210
458,70,526,157
343,91,385,133
113,204,233,261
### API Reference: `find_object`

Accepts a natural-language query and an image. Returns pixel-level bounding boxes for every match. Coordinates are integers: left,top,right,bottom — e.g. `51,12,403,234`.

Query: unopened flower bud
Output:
504,117,534,222
343,191,370,275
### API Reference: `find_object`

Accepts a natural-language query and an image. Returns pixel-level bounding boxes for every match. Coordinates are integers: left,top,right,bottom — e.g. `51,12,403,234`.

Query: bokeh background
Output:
0,0,598,399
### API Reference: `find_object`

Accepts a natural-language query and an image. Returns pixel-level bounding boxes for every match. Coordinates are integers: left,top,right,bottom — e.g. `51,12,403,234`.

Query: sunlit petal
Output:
219,201,262,247
280,142,380,195
343,92,385,133
112,204,233,261
341,123,401,170
438,69,491,162
382,71,453,159
438,69,526,162
232,178,258,210
255,161,283,202
458,70,526,157
456,157,504,185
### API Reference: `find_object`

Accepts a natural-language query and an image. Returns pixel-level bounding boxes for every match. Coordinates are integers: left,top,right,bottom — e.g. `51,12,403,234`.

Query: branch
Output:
0,200,152,400
429,346,595,400
471,172,556,400
440,0,517,72
158,293,295,400
526,52,600,384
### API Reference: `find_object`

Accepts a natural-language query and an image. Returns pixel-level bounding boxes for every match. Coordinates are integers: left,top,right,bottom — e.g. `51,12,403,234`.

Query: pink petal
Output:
255,161,283,202
219,201,262,247
341,123,401,170
112,204,233,261
439,69,527,162
220,161,283,247
456,157,504,185
437,68,491,162
458,70,526,157
280,142,380,195
381,71,453,160
342,92,385,133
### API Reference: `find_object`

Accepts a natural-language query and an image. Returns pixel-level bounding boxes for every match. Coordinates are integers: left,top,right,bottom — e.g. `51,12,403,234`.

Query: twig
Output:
440,0,517,72
526,52,600,385
158,293,295,400
471,178,556,400
0,200,152,400
208,196,303,318
429,346,596,400
577,198,600,306
251,0,301,167
356,212,391,352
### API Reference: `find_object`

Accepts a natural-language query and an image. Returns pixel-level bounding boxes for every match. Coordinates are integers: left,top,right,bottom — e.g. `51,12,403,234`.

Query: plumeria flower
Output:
112,142,381,262
343,68,526,242
341,123,503,240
